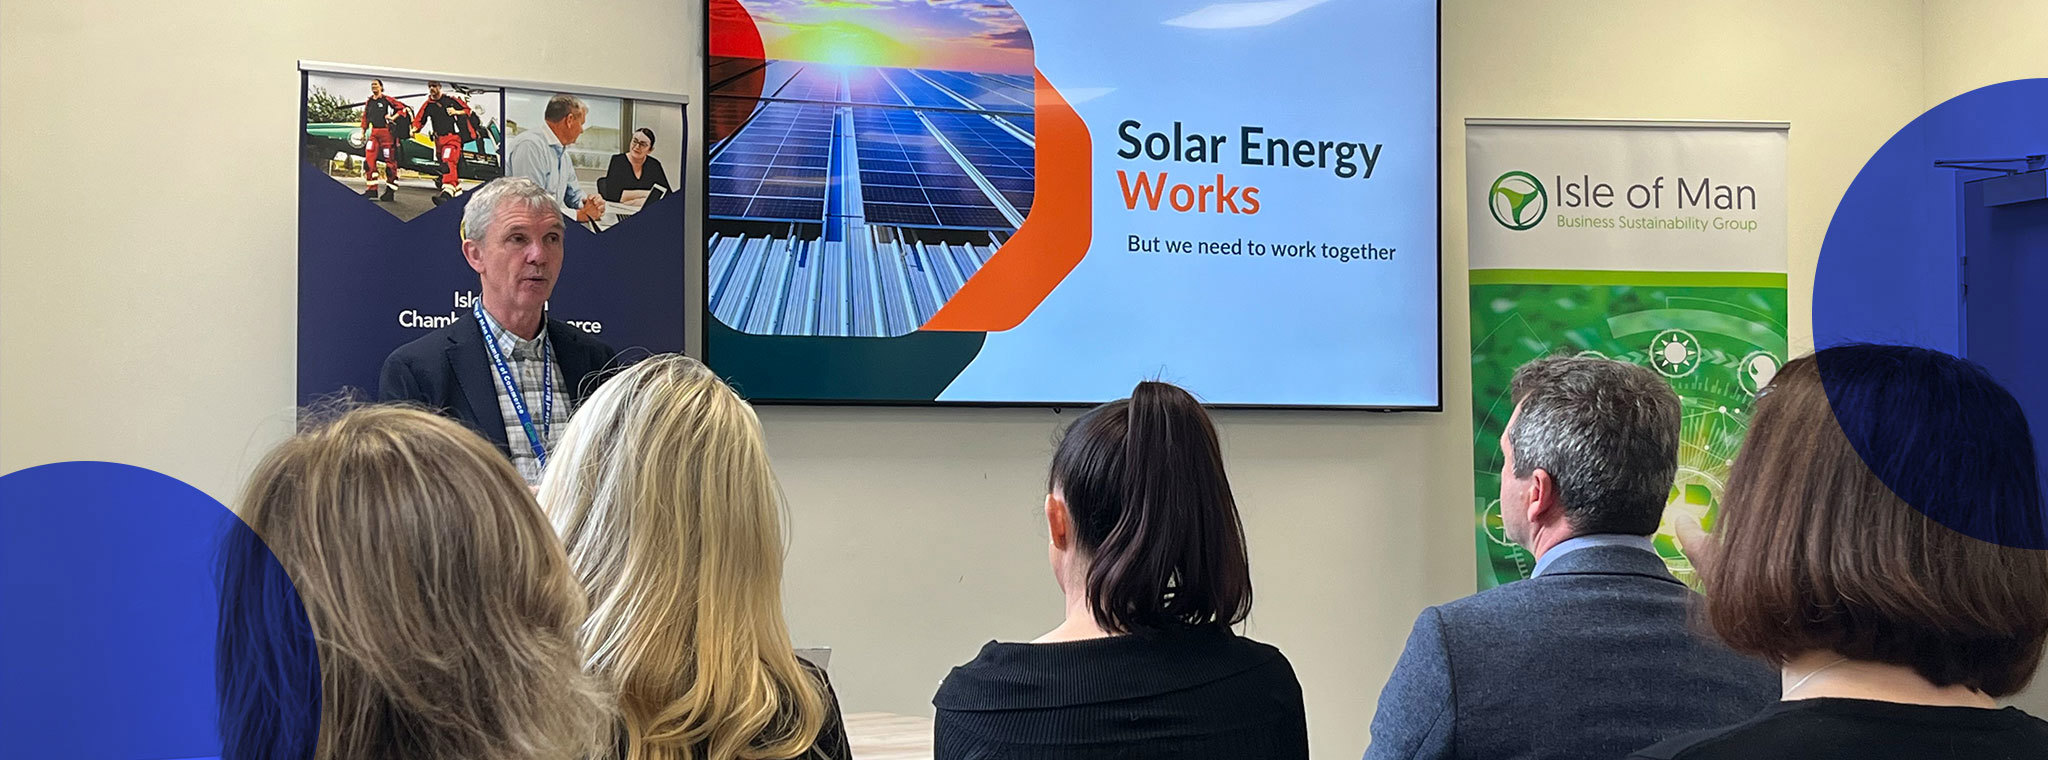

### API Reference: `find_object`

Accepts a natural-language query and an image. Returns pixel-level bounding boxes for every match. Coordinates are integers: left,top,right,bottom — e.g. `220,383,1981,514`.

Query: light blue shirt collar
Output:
476,304,549,357
539,122,566,155
506,123,587,209
1532,533,1658,577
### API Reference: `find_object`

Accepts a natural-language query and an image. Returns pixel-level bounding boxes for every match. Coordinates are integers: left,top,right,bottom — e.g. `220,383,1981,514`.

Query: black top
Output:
798,660,853,760
362,95,406,130
415,94,469,139
1629,698,2048,760
601,154,670,202
607,660,851,760
932,625,1308,760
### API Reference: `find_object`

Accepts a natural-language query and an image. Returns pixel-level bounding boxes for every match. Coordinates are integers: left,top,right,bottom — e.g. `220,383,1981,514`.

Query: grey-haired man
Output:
378,176,617,484
1363,356,1776,760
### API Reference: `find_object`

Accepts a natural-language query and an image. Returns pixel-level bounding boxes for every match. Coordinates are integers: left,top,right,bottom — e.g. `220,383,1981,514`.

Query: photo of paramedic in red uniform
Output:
361,79,409,203
415,81,472,206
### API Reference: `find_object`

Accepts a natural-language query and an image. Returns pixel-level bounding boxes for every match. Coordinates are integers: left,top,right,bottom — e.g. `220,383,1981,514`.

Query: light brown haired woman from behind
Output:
541,354,851,760
235,405,611,760
1630,345,2048,760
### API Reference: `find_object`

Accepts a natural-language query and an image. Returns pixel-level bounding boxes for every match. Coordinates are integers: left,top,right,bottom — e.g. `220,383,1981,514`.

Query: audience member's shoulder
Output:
1226,630,1287,658
1433,574,1558,615
796,657,841,701
1436,561,1691,619
1630,701,2048,760
797,656,828,680
1422,573,1672,640
1626,724,1734,759
2014,708,2048,747
1230,633,1296,668
1221,632,1304,690
1624,704,1815,760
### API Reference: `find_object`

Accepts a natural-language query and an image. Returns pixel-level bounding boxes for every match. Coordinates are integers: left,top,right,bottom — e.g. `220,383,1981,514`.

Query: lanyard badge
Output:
475,304,552,467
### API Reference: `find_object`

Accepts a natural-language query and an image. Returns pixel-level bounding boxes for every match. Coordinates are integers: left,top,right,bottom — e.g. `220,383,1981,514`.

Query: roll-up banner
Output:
1467,119,1789,588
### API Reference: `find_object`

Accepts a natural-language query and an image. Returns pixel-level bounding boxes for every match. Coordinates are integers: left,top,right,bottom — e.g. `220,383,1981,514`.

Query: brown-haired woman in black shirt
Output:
1632,345,2048,760
932,380,1308,760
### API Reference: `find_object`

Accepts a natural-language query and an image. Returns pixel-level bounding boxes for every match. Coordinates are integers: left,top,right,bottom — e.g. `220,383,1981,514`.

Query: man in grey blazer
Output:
1364,356,1777,760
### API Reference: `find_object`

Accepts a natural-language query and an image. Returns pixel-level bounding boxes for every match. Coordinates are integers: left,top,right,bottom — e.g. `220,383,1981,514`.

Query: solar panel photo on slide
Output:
706,0,1035,338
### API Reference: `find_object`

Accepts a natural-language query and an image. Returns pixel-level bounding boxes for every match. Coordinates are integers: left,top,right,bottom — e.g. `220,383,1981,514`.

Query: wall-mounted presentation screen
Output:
702,0,1440,409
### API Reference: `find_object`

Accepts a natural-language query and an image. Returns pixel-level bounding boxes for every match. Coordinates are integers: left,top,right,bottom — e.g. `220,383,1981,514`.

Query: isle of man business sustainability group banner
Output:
1466,119,1789,589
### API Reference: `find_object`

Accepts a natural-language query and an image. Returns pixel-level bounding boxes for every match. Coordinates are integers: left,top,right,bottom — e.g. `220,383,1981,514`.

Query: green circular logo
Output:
1489,171,1547,230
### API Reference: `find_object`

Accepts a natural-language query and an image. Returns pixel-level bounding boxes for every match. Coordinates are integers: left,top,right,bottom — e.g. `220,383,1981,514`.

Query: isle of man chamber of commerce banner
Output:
1466,119,1790,589
296,62,689,407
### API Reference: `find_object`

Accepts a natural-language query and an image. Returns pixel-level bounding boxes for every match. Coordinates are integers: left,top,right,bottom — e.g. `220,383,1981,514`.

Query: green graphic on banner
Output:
1471,273,1787,589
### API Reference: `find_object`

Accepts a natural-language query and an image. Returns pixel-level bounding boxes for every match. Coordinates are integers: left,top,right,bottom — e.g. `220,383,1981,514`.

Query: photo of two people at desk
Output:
505,90,684,232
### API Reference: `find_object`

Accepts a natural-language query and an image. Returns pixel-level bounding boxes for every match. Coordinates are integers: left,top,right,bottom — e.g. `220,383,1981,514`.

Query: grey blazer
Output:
1363,545,1778,760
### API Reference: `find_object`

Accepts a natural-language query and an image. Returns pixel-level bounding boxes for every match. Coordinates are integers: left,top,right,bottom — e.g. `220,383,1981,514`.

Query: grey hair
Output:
544,94,586,123
1507,355,1681,535
461,177,559,241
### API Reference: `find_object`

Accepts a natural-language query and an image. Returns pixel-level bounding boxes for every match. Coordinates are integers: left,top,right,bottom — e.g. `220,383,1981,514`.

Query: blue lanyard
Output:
475,304,552,467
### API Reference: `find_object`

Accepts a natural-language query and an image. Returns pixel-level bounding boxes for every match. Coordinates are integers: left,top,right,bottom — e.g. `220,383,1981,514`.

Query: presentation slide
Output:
704,0,1440,408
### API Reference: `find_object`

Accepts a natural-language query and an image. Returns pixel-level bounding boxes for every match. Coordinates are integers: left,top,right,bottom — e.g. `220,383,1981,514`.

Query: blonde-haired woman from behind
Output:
540,354,851,760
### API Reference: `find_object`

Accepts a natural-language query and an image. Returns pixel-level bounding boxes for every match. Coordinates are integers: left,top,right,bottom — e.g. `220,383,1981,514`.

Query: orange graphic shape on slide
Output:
920,69,1091,332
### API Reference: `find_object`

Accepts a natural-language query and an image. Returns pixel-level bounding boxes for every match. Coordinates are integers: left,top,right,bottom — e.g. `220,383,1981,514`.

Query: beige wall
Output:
1924,0,2048,106
0,0,693,488
2,0,2045,755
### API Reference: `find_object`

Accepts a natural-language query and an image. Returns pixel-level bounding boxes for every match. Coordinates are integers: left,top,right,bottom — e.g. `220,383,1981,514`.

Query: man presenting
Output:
505,93,605,224
1363,356,1776,760
378,177,617,484
413,81,471,206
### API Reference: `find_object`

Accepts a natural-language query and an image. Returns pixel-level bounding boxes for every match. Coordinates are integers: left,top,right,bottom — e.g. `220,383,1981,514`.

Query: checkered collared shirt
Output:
476,307,572,485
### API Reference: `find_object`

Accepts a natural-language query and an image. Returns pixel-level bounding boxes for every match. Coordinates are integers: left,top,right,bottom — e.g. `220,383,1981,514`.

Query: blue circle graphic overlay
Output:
1814,78,2048,548
0,462,318,759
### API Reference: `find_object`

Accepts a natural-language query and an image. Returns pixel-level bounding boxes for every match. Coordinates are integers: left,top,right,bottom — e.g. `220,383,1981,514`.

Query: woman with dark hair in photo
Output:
1631,345,2048,760
599,127,671,206
932,380,1308,760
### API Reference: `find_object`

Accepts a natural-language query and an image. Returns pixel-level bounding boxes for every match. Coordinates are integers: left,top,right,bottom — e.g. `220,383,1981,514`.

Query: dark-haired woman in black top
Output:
1629,346,2048,760
599,127,670,204
932,381,1308,760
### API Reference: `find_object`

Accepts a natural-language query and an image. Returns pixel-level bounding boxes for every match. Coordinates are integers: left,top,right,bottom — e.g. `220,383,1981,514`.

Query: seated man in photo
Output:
505,93,605,224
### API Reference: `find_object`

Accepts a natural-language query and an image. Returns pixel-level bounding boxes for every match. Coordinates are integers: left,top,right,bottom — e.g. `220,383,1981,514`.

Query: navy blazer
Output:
376,311,620,455
1363,545,1779,760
